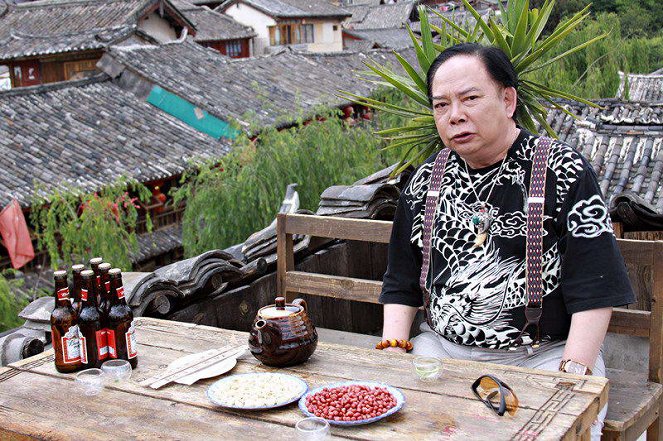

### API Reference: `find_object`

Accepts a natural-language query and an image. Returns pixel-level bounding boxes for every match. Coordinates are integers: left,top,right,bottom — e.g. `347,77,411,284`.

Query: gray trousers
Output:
412,323,608,440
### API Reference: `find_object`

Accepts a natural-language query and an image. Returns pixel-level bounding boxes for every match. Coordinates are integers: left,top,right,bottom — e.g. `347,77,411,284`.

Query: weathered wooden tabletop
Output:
0,317,607,440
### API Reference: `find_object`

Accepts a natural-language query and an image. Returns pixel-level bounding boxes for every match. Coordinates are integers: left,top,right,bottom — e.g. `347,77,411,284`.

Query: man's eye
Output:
467,95,479,101
434,102,447,109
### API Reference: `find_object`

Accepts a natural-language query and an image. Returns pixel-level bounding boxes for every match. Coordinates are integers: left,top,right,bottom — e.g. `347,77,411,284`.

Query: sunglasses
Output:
471,375,519,416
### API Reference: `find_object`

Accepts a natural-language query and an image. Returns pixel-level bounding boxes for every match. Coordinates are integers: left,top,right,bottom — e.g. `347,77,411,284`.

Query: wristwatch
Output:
559,359,593,375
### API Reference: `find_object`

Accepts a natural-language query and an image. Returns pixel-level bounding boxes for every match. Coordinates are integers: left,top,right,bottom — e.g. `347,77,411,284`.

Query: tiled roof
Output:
542,99,663,227
345,2,414,30
616,70,663,103
344,28,413,49
0,0,192,61
101,38,417,129
0,75,230,207
409,8,494,34
173,3,255,42
134,223,183,262
219,0,351,19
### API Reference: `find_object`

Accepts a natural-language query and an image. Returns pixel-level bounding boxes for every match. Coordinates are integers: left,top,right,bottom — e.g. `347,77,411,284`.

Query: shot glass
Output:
75,368,105,396
101,359,132,384
413,356,441,382
295,417,330,440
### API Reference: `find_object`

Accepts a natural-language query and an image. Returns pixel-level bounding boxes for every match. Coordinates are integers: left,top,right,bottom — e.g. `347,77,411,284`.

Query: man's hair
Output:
426,43,520,120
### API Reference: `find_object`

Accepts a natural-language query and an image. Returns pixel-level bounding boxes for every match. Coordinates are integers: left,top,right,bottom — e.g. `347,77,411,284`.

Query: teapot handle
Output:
292,298,308,312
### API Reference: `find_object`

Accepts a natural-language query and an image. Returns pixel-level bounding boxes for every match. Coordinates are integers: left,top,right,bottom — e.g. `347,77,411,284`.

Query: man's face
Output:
430,55,517,164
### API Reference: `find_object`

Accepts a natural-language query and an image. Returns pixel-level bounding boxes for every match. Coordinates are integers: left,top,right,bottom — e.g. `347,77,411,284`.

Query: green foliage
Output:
30,178,152,271
342,0,606,174
173,111,388,255
528,13,663,97
0,271,27,332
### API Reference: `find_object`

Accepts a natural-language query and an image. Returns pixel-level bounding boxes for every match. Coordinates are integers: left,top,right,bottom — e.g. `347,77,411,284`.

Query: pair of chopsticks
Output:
140,345,246,389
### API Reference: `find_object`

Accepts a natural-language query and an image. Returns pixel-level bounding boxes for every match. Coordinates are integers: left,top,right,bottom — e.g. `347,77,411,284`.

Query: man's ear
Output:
503,87,518,118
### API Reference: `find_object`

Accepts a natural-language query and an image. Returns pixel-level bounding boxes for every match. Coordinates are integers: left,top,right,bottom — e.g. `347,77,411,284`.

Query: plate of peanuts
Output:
298,381,405,426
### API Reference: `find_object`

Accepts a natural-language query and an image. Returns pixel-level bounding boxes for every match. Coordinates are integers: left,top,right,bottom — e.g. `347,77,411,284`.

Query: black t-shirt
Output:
379,130,635,349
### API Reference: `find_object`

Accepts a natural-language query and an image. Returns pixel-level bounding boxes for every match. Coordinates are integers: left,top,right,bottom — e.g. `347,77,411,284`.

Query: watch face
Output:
564,361,587,375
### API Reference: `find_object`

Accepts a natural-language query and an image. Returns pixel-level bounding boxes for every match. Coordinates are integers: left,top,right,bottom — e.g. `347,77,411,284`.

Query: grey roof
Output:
135,223,183,262
616,70,663,103
542,99,663,227
101,37,416,129
344,2,414,30
0,75,230,207
0,0,193,61
409,8,494,33
177,5,255,41
218,0,351,19
344,28,413,49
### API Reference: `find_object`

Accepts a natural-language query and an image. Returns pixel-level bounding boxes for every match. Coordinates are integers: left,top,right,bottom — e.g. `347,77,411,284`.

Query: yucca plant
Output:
342,0,606,174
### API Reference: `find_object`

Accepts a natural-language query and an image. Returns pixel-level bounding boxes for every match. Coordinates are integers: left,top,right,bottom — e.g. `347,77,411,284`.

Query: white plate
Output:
207,372,308,410
168,349,238,385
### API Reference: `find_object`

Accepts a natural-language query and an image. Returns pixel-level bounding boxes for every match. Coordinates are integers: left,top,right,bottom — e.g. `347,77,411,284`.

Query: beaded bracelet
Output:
375,339,413,351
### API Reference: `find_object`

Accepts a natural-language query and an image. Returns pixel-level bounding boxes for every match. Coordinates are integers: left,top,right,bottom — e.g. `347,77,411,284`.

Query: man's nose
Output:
448,101,466,124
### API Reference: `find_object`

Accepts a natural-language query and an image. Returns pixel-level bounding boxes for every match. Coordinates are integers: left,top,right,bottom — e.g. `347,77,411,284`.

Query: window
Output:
333,25,338,31
225,40,243,58
302,24,314,43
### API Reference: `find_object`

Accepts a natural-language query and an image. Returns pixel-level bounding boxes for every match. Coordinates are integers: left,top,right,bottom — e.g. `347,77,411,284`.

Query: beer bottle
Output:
51,270,82,373
98,262,112,325
70,264,85,315
107,268,138,368
89,257,103,305
78,270,106,368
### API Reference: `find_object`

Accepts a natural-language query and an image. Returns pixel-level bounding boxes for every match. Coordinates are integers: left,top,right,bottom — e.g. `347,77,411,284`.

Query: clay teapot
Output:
248,297,318,367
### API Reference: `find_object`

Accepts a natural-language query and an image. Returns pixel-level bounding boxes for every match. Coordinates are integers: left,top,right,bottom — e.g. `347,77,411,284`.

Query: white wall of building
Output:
224,3,276,55
308,20,343,53
138,12,178,43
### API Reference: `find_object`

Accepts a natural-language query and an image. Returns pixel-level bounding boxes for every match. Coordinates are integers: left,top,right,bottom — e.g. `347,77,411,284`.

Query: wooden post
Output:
612,221,623,238
276,214,294,302
647,241,663,440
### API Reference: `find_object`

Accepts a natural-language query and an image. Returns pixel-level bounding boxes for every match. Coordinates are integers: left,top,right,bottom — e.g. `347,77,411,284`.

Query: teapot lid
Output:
259,297,301,319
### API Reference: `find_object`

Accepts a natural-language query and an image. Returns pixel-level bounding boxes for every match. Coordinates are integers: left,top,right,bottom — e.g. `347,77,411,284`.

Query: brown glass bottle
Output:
70,264,85,316
98,262,112,328
78,270,106,368
89,257,103,305
107,268,138,368
51,270,82,373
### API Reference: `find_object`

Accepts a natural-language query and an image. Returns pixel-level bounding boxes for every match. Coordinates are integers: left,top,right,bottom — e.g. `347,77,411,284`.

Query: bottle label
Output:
57,288,69,300
117,286,125,300
106,329,117,358
126,322,137,359
96,329,108,360
61,325,81,363
79,328,88,365
105,281,110,292
80,288,88,301
96,275,101,288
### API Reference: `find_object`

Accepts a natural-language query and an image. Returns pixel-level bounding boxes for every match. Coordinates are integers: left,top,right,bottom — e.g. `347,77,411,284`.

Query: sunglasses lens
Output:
474,376,519,416
503,388,519,416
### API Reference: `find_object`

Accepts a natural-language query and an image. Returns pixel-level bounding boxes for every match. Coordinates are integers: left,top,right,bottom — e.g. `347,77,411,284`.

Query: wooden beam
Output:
283,214,393,243
285,271,382,304
276,214,294,301
608,308,650,337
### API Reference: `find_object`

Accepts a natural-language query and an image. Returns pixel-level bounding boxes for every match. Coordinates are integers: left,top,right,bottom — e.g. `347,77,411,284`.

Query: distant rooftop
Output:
173,3,256,42
0,75,230,206
344,1,414,30
100,37,416,129
617,70,663,103
218,0,351,19
0,0,193,61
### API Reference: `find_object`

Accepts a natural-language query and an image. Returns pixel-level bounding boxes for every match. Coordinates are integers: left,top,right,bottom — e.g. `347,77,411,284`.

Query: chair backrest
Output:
609,239,663,384
277,214,663,383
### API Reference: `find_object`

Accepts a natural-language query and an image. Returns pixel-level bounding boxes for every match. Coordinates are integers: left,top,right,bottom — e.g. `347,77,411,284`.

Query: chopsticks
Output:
140,345,247,389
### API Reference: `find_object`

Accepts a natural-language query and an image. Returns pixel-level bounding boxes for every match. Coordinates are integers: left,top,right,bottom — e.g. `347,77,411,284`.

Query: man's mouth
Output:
452,132,474,142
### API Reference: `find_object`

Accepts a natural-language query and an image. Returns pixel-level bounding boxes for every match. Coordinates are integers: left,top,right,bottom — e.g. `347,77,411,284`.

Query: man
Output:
378,43,634,439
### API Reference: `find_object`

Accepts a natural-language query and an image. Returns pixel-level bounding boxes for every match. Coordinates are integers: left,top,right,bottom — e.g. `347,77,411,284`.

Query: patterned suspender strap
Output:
514,136,553,348
419,148,451,327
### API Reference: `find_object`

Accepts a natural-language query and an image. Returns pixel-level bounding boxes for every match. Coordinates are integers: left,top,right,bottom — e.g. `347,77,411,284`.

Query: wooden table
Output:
0,318,607,440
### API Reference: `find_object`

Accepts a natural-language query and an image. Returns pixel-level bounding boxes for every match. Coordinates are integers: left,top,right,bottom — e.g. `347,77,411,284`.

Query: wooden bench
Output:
276,213,663,441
